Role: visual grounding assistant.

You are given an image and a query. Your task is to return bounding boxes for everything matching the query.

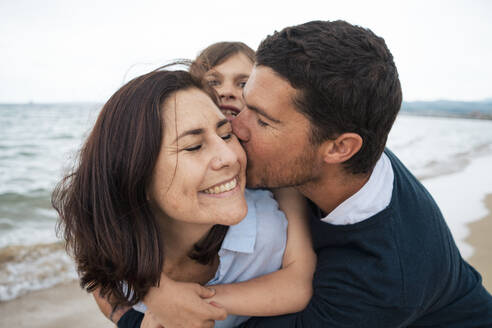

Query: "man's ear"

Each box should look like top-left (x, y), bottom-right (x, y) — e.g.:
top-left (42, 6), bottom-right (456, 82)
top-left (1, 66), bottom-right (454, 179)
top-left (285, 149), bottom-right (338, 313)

top-left (319, 133), bottom-right (363, 164)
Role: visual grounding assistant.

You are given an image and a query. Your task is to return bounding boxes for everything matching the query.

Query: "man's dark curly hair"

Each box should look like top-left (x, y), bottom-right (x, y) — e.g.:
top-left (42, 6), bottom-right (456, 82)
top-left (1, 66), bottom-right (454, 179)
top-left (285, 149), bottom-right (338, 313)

top-left (256, 20), bottom-right (402, 174)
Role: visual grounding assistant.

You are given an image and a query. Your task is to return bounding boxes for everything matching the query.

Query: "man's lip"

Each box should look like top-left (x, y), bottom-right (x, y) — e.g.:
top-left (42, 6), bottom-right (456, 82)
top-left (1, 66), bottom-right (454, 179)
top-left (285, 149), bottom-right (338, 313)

top-left (219, 105), bottom-right (240, 114)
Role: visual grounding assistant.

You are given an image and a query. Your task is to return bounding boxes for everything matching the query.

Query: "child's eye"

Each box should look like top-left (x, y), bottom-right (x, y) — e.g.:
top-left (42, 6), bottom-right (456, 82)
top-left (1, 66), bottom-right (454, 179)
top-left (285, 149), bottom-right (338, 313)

top-left (238, 81), bottom-right (247, 88)
top-left (207, 80), bottom-right (220, 87)
top-left (185, 145), bottom-right (202, 152)
top-left (222, 133), bottom-right (232, 141)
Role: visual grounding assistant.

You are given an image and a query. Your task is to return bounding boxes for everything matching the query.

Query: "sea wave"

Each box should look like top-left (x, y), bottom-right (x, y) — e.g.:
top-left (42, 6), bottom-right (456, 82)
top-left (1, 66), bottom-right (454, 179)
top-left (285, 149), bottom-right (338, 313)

top-left (0, 191), bottom-right (55, 226)
top-left (0, 104), bottom-right (98, 301)
top-left (0, 242), bottom-right (77, 301)
top-left (388, 115), bottom-right (492, 180)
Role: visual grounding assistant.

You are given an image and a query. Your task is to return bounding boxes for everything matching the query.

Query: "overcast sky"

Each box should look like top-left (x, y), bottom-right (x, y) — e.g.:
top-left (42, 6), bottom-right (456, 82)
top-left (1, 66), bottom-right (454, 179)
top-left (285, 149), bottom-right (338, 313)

top-left (1, 0), bottom-right (491, 103)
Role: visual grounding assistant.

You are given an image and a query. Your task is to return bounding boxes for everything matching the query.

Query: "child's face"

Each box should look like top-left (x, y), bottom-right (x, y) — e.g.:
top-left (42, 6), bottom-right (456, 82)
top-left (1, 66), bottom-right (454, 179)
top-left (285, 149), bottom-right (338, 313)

top-left (204, 53), bottom-right (253, 121)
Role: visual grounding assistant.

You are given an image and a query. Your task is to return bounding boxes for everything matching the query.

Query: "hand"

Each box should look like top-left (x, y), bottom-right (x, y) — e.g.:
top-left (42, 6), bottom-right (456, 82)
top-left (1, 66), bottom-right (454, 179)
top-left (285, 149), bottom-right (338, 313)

top-left (141, 311), bottom-right (164, 328)
top-left (144, 274), bottom-right (227, 328)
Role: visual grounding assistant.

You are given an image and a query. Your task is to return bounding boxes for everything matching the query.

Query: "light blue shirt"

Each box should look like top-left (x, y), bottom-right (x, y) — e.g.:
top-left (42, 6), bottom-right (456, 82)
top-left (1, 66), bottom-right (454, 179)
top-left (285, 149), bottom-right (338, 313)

top-left (133, 188), bottom-right (288, 327)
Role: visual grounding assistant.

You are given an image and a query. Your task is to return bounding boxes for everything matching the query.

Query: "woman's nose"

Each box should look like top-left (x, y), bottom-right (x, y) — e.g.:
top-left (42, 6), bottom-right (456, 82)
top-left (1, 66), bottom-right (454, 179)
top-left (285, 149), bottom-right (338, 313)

top-left (211, 137), bottom-right (238, 170)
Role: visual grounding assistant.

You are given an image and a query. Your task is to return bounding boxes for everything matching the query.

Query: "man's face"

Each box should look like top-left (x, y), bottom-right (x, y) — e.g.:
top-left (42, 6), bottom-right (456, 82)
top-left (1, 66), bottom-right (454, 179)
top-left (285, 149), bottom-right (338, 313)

top-left (232, 65), bottom-right (320, 189)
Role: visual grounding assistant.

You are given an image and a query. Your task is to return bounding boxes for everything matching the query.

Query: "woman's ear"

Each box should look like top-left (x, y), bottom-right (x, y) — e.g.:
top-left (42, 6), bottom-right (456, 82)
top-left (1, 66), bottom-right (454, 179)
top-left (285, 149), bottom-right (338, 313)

top-left (320, 133), bottom-right (363, 164)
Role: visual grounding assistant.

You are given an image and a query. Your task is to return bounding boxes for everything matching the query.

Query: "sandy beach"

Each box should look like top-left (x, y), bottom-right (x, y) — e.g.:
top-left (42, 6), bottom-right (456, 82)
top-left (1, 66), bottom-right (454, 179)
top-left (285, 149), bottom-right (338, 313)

top-left (466, 193), bottom-right (492, 293)
top-left (0, 281), bottom-right (113, 328)
top-left (1, 196), bottom-right (491, 328)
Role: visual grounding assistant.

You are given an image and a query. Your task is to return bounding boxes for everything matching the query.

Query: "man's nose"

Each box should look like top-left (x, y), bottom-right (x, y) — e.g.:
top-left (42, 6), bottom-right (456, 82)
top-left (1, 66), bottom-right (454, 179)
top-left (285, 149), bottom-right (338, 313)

top-left (232, 110), bottom-right (250, 142)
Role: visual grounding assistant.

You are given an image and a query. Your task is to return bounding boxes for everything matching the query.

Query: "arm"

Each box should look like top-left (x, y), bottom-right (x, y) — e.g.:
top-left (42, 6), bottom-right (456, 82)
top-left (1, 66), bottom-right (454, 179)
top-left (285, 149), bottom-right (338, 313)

top-left (92, 287), bottom-right (131, 325)
top-left (210, 187), bottom-right (316, 316)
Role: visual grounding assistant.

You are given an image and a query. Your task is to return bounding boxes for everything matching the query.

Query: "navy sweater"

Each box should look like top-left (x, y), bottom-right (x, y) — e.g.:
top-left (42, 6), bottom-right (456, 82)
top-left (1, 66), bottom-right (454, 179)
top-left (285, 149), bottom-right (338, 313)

top-left (241, 150), bottom-right (492, 327)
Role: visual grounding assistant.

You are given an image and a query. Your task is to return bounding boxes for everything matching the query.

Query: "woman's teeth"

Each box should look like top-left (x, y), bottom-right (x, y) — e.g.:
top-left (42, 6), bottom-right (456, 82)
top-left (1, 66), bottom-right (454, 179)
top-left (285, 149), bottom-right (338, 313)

top-left (203, 178), bottom-right (237, 194)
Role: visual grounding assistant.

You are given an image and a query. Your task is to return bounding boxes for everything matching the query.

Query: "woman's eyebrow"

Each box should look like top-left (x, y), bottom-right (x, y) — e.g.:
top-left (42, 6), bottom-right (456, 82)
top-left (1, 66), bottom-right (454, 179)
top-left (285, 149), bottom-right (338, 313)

top-left (174, 128), bottom-right (203, 143)
top-left (174, 119), bottom-right (229, 143)
top-left (217, 118), bottom-right (229, 129)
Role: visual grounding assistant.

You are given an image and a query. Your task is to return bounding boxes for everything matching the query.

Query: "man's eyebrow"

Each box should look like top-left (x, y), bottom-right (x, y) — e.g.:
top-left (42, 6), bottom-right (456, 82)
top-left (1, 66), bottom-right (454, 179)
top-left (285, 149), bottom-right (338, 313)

top-left (235, 74), bottom-right (250, 80)
top-left (174, 119), bottom-right (230, 143)
top-left (242, 93), bottom-right (281, 124)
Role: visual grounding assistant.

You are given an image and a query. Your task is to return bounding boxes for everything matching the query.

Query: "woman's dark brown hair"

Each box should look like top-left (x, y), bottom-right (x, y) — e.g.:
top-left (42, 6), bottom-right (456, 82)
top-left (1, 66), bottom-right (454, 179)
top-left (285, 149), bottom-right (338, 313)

top-left (52, 69), bottom-right (227, 307)
top-left (190, 41), bottom-right (255, 82)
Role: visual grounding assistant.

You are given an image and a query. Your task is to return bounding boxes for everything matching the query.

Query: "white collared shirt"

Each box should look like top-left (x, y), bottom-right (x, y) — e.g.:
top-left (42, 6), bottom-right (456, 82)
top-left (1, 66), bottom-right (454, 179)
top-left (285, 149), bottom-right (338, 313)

top-left (322, 153), bottom-right (394, 225)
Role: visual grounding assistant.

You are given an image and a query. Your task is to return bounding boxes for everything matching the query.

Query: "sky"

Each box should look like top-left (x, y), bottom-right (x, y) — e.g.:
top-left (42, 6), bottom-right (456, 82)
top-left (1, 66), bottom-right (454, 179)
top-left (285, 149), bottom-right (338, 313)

top-left (1, 0), bottom-right (491, 103)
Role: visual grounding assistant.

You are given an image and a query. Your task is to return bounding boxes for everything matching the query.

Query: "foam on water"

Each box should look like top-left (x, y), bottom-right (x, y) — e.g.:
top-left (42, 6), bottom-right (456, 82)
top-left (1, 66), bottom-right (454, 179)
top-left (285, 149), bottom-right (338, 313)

top-left (0, 242), bottom-right (77, 301)
top-left (388, 115), bottom-right (492, 180)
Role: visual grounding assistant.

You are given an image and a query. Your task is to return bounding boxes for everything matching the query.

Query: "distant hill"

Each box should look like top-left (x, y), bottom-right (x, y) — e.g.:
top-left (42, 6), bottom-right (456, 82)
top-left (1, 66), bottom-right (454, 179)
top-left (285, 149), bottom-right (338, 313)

top-left (401, 100), bottom-right (492, 120)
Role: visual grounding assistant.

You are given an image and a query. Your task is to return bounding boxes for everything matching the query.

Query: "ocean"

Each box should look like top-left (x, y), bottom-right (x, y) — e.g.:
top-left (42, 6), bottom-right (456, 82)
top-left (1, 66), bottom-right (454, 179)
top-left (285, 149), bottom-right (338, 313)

top-left (1, 104), bottom-right (492, 302)
top-left (0, 103), bottom-right (100, 301)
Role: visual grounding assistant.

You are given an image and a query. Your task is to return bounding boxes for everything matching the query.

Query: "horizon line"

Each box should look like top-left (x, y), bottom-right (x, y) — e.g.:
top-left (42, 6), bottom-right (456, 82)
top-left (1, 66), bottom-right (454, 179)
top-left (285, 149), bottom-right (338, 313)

top-left (2, 98), bottom-right (492, 106)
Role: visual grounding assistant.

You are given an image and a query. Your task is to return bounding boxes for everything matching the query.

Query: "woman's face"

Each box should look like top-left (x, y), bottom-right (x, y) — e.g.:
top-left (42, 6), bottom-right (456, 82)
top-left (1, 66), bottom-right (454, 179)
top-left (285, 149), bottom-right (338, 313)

top-left (148, 88), bottom-right (248, 227)
top-left (204, 52), bottom-right (254, 120)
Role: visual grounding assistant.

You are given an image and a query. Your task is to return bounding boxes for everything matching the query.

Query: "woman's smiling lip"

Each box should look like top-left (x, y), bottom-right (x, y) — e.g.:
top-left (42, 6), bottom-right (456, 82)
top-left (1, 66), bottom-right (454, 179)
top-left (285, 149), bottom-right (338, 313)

top-left (200, 176), bottom-right (240, 196)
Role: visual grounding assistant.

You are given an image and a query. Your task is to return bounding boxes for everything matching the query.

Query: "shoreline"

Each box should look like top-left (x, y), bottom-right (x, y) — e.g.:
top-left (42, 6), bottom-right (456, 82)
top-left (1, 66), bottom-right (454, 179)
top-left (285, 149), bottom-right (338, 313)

top-left (465, 193), bottom-right (492, 293)
top-left (0, 281), bottom-right (113, 328)
top-left (421, 153), bottom-right (492, 259)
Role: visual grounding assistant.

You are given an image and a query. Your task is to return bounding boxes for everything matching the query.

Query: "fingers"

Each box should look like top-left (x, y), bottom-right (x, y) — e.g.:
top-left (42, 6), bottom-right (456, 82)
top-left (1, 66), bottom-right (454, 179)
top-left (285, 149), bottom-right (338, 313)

top-left (206, 303), bottom-right (227, 321)
top-left (196, 285), bottom-right (216, 299)
top-left (145, 281), bottom-right (226, 328)
top-left (195, 285), bottom-right (227, 321)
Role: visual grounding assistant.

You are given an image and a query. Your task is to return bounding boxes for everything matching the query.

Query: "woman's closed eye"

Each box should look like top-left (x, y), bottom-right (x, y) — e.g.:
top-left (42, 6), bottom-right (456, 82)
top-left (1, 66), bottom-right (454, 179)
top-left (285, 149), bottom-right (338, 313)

top-left (184, 133), bottom-right (232, 152)
top-left (184, 144), bottom-right (202, 152)
top-left (221, 133), bottom-right (233, 141)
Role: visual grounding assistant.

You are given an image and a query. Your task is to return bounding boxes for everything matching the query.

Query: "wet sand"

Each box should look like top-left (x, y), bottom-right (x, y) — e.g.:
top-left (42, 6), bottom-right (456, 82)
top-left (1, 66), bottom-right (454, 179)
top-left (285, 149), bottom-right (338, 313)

top-left (465, 193), bottom-right (492, 292)
top-left (0, 281), bottom-right (114, 328)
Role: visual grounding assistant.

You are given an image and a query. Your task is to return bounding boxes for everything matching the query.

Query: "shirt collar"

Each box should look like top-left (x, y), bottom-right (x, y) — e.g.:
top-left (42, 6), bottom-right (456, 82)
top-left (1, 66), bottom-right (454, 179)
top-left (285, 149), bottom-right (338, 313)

top-left (322, 152), bottom-right (394, 225)
top-left (220, 189), bottom-right (257, 253)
